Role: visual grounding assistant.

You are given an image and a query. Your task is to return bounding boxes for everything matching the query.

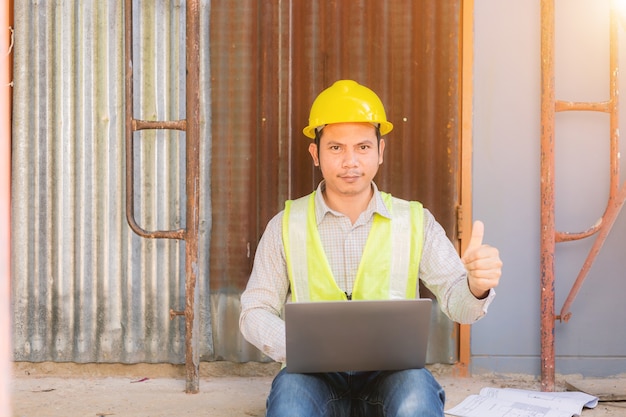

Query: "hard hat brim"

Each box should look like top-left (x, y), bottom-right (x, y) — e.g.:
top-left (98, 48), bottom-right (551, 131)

top-left (303, 121), bottom-right (393, 139)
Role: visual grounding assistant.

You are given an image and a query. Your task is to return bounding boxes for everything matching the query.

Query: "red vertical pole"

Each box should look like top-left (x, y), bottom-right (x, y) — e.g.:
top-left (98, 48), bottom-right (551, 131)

top-left (540, 0), bottom-right (556, 392)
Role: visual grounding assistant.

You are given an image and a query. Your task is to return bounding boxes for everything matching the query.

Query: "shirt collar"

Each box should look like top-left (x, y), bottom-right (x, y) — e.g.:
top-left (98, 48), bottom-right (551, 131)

top-left (313, 180), bottom-right (392, 225)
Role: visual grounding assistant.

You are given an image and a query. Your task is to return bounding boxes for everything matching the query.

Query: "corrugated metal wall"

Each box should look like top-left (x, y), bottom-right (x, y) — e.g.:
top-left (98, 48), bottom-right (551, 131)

top-left (12, 0), bottom-right (462, 365)
top-left (12, 1), bottom-right (213, 363)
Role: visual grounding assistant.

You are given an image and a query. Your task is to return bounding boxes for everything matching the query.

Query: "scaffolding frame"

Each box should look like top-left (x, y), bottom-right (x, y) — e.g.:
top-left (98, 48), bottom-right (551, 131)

top-left (124, 0), bottom-right (202, 394)
top-left (540, 0), bottom-right (626, 391)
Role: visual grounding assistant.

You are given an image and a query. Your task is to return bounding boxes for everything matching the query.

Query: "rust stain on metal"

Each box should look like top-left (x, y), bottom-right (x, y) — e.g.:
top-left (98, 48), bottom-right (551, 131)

top-left (169, 309), bottom-right (185, 320)
top-left (555, 5), bottom-right (624, 322)
top-left (133, 119), bottom-right (187, 131)
top-left (540, 0), bottom-right (556, 393)
top-left (540, 0), bottom-right (625, 392)
top-left (182, 0), bottom-right (201, 395)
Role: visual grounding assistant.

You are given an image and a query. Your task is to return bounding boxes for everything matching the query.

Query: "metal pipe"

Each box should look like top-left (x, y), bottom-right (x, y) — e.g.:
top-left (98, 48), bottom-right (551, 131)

top-left (540, 0), bottom-right (556, 392)
top-left (554, 101), bottom-right (611, 112)
top-left (183, 0), bottom-right (201, 394)
top-left (559, 182), bottom-right (626, 322)
top-left (124, 0), bottom-right (185, 241)
top-left (133, 119), bottom-right (187, 131)
top-left (124, 0), bottom-right (201, 393)
top-left (540, 0), bottom-right (624, 391)
top-left (557, 1), bottom-right (623, 323)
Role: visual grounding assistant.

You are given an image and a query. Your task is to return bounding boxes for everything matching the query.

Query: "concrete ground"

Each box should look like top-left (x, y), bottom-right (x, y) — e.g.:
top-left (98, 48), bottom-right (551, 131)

top-left (10, 362), bottom-right (626, 416)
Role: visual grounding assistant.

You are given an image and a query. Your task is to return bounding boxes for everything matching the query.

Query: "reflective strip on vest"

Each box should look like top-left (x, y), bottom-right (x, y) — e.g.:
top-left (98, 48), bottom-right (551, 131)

top-left (282, 191), bottom-right (424, 302)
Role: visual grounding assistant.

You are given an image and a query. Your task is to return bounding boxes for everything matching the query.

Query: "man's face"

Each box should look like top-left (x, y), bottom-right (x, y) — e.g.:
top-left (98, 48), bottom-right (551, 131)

top-left (308, 122), bottom-right (385, 200)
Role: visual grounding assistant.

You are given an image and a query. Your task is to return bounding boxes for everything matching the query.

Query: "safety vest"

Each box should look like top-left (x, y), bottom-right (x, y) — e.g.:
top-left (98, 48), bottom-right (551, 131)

top-left (282, 191), bottom-right (424, 302)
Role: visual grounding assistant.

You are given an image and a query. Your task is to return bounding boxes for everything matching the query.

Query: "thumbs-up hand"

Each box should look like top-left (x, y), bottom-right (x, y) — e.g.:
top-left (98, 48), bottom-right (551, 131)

top-left (462, 221), bottom-right (502, 299)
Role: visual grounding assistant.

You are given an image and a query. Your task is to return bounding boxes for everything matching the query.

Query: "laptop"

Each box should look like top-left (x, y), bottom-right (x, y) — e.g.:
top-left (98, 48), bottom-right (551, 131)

top-left (285, 298), bottom-right (432, 373)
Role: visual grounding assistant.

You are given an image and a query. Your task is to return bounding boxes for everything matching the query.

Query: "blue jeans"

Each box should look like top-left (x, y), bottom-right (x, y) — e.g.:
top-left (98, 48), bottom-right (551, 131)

top-left (266, 368), bottom-right (445, 417)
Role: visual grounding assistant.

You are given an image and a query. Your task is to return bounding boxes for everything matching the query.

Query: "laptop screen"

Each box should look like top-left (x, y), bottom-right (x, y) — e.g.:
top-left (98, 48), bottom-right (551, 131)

top-left (285, 298), bottom-right (432, 373)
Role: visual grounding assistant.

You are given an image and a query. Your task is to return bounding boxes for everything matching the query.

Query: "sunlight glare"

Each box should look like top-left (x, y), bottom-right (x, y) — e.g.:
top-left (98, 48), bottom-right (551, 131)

top-left (615, 0), bottom-right (626, 28)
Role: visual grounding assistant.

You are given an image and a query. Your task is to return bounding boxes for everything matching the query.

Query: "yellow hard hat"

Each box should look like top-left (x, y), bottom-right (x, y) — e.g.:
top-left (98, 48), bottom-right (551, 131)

top-left (302, 80), bottom-right (394, 139)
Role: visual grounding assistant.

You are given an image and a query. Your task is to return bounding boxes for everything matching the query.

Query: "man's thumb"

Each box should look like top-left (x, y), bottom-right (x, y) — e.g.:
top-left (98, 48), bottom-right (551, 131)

top-left (464, 220), bottom-right (485, 257)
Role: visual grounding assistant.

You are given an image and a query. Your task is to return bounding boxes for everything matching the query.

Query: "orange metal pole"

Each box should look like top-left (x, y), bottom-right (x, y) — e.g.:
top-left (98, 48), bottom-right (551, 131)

top-left (540, 0), bottom-right (624, 391)
top-left (0, 0), bottom-right (12, 414)
top-left (124, 0), bottom-right (201, 393)
top-left (556, 0), bottom-right (624, 322)
top-left (457, 0), bottom-right (474, 378)
top-left (540, 0), bottom-right (556, 392)
top-left (183, 0), bottom-right (201, 394)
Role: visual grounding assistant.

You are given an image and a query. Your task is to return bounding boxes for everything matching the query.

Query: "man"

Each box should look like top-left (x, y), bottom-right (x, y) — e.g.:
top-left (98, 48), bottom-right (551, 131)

top-left (239, 80), bottom-right (502, 416)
